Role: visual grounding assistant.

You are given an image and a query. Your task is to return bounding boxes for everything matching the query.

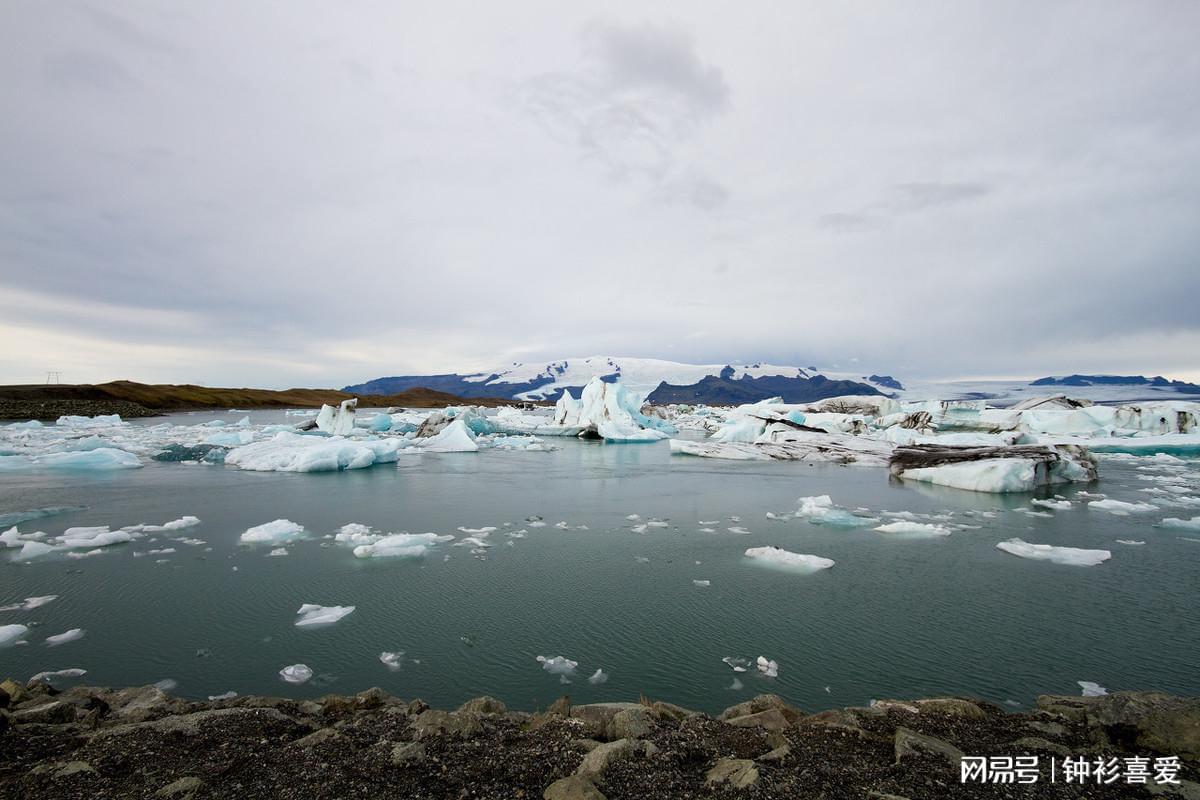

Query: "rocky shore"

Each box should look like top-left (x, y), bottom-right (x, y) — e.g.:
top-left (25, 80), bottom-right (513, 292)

top-left (1, 680), bottom-right (1196, 799)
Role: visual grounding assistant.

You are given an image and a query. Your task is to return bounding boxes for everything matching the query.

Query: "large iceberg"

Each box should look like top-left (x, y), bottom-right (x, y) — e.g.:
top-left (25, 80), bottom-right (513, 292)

top-left (550, 377), bottom-right (674, 442)
top-left (889, 444), bottom-right (1098, 493)
top-left (418, 418), bottom-right (479, 452)
top-left (225, 432), bottom-right (408, 472)
top-left (995, 538), bottom-right (1111, 566)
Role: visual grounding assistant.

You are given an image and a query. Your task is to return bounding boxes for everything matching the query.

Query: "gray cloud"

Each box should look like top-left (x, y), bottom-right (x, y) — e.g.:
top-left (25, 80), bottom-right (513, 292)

top-left (42, 50), bottom-right (137, 91)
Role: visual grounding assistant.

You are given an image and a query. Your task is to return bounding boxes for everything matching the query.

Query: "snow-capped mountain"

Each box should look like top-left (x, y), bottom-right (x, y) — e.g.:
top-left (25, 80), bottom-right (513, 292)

top-left (343, 356), bottom-right (899, 403)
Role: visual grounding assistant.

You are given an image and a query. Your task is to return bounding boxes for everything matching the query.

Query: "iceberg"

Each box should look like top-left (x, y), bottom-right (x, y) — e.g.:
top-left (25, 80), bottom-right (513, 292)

top-left (56, 414), bottom-right (125, 428)
top-left (226, 432), bottom-right (407, 472)
top-left (419, 418), bottom-right (479, 452)
top-left (45, 628), bottom-right (85, 646)
top-left (29, 668), bottom-right (87, 684)
top-left (873, 521), bottom-right (952, 537)
top-left (1079, 681), bottom-right (1109, 697)
top-left (889, 444), bottom-right (1097, 493)
top-left (1, 623), bottom-right (29, 646)
top-left (756, 656), bottom-right (779, 678)
top-left (1161, 516), bottom-right (1200, 531)
top-left (294, 604), bottom-right (356, 627)
top-left (316, 399), bottom-right (357, 435)
top-left (795, 495), bottom-right (878, 527)
top-left (32, 448), bottom-right (142, 471)
top-left (1087, 499), bottom-right (1157, 515)
top-left (0, 594), bottom-right (59, 612)
top-left (551, 377), bottom-right (672, 442)
top-left (279, 663), bottom-right (313, 684)
top-left (352, 532), bottom-right (449, 558)
top-left (241, 519), bottom-right (306, 544)
top-left (535, 654), bottom-right (578, 680)
top-left (380, 651), bottom-right (405, 671)
top-left (55, 526), bottom-right (136, 549)
top-left (745, 546), bottom-right (835, 572)
top-left (588, 668), bottom-right (609, 685)
top-left (995, 538), bottom-right (1111, 566)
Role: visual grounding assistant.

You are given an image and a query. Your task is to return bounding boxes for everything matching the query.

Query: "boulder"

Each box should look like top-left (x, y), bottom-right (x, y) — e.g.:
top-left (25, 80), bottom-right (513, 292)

top-left (29, 761), bottom-right (96, 780)
top-left (1011, 736), bottom-right (1071, 757)
top-left (705, 758), bottom-right (759, 788)
top-left (725, 708), bottom-right (790, 731)
top-left (893, 726), bottom-right (964, 766)
top-left (411, 709), bottom-right (483, 740)
top-left (457, 695), bottom-right (507, 716)
top-left (757, 744), bottom-right (790, 763)
top-left (718, 694), bottom-right (801, 724)
top-left (1084, 691), bottom-right (1200, 761)
top-left (569, 702), bottom-right (644, 740)
top-left (575, 738), bottom-right (636, 777)
top-left (155, 776), bottom-right (204, 799)
top-left (544, 774), bottom-right (606, 800)
top-left (291, 727), bottom-right (342, 749)
top-left (609, 707), bottom-right (655, 740)
top-left (0, 679), bottom-right (24, 705)
top-left (648, 701), bottom-right (699, 722)
top-left (913, 697), bottom-right (987, 719)
top-left (12, 700), bottom-right (76, 724)
top-left (391, 741), bottom-right (427, 765)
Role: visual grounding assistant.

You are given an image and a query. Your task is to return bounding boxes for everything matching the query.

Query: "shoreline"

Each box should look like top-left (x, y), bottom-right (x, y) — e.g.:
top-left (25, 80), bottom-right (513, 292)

top-left (1, 681), bottom-right (1195, 798)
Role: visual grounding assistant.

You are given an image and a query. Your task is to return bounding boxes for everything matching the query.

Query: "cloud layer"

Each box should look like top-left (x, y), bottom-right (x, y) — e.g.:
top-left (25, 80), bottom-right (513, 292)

top-left (2, 2), bottom-right (1198, 386)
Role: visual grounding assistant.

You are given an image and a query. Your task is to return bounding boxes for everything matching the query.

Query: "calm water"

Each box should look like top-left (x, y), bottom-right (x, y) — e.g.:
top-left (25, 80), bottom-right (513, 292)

top-left (1, 411), bottom-right (1197, 714)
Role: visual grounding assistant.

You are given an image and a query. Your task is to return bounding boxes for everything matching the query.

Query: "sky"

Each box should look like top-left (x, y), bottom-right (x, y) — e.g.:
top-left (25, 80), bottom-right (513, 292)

top-left (2, 1), bottom-right (1198, 389)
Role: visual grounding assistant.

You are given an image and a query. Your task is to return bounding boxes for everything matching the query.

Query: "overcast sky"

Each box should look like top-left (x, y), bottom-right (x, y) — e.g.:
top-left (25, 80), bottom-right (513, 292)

top-left (2, 1), bottom-right (1198, 388)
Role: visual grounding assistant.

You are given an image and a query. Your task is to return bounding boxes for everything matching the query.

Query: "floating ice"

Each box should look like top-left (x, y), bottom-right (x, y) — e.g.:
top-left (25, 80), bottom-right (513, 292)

top-left (241, 519), bottom-right (306, 545)
top-left (727, 526), bottom-right (751, 535)
top-left (13, 540), bottom-right (55, 560)
top-left (1115, 540), bottom-right (1145, 545)
top-left (56, 414), bottom-right (125, 428)
top-left (316, 399), bottom-right (357, 436)
top-left (23, 448), bottom-right (142, 471)
top-left (1087, 499), bottom-right (1157, 515)
top-left (457, 526), bottom-right (497, 534)
top-left (45, 628), bottom-right (85, 646)
top-left (0, 595), bottom-right (58, 612)
top-left (693, 579), bottom-right (711, 587)
top-left (56, 526), bottom-right (136, 549)
top-left (280, 663), bottom-right (314, 684)
top-left (419, 419), bottom-right (479, 452)
top-left (380, 651), bottom-right (405, 671)
top-left (722, 657), bottom-right (749, 673)
top-left (29, 668), bottom-right (86, 683)
top-left (729, 678), bottom-right (744, 690)
top-left (588, 668), bottom-right (609, 685)
top-left (0, 624), bottom-right (29, 646)
top-left (294, 604), bottom-right (356, 627)
top-left (996, 538), bottom-right (1111, 566)
top-left (1160, 516), bottom-right (1200, 530)
top-left (873, 521), bottom-right (952, 538)
top-left (1078, 681), bottom-right (1108, 697)
top-left (353, 532), bottom-right (449, 559)
top-left (745, 546), bottom-right (835, 572)
top-left (1031, 499), bottom-right (1072, 511)
top-left (226, 432), bottom-right (407, 472)
top-left (267, 548), bottom-right (289, 557)
top-left (138, 516), bottom-right (201, 532)
top-left (795, 495), bottom-right (878, 527)
top-left (208, 691), bottom-right (238, 701)
top-left (756, 656), bottom-right (779, 678)
top-left (535, 654), bottom-right (578, 680)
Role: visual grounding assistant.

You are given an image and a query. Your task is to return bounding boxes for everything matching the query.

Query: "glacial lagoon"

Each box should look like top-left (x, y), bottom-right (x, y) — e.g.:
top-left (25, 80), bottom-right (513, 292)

top-left (2, 410), bottom-right (1198, 715)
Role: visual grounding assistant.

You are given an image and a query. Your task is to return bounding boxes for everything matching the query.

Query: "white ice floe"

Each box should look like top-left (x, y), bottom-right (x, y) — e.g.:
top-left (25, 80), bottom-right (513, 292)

top-left (1078, 681), bottom-right (1108, 697)
top-left (208, 691), bottom-right (238, 701)
top-left (3, 448), bottom-right (144, 471)
top-left (996, 538), bottom-right (1111, 566)
top-left (0, 624), bottom-right (30, 646)
top-left (588, 668), bottom-right (609, 685)
top-left (267, 548), bottom-right (289, 557)
top-left (294, 604), bottom-right (356, 627)
top-left (536, 654), bottom-right (578, 682)
top-left (279, 663), bottom-right (314, 684)
top-left (29, 668), bottom-right (87, 683)
top-left (55, 526), bottom-right (136, 549)
top-left (0, 595), bottom-right (59, 612)
top-left (1115, 540), bottom-right (1145, 545)
top-left (1031, 499), bottom-right (1072, 511)
top-left (1160, 516), bottom-right (1200, 530)
top-left (226, 432), bottom-right (408, 472)
top-left (723, 657), bottom-right (749, 673)
top-left (756, 656), bottom-right (779, 678)
top-left (241, 519), bottom-right (306, 545)
top-left (693, 579), bottom-right (711, 587)
top-left (419, 418), bottom-right (479, 452)
top-left (1087, 498), bottom-right (1157, 515)
top-left (45, 628), bottom-right (85, 646)
top-left (134, 516), bottom-right (201, 532)
top-left (795, 495), bottom-right (878, 527)
top-left (380, 651), bottom-right (405, 671)
top-left (352, 532), bottom-right (450, 559)
top-left (873, 521), bottom-right (952, 538)
top-left (745, 546), bottom-right (836, 572)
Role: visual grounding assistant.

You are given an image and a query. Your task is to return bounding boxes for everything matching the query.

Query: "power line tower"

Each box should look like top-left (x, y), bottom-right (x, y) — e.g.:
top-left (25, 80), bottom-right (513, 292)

top-left (45, 371), bottom-right (61, 384)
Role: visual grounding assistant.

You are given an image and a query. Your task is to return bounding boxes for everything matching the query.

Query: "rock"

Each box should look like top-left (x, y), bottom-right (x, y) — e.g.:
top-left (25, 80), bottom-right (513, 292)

top-left (718, 694), bottom-right (801, 724)
top-left (407, 698), bottom-right (429, 716)
top-left (766, 730), bottom-right (788, 749)
top-left (94, 707), bottom-right (298, 739)
top-left (547, 695), bottom-right (572, 717)
top-left (390, 741), bottom-right (427, 765)
top-left (108, 685), bottom-right (177, 721)
top-left (610, 707), bottom-right (654, 740)
top-left (640, 740), bottom-right (660, 757)
top-left (291, 727), bottom-right (342, 748)
top-left (1034, 695), bottom-right (1094, 722)
top-left (913, 697), bottom-right (987, 719)
top-left (893, 726), bottom-right (965, 766)
top-left (1146, 779), bottom-right (1200, 799)
top-left (411, 709), bottom-right (483, 739)
top-left (354, 687), bottom-right (391, 709)
top-left (0, 684), bottom-right (9, 709)
top-left (1011, 736), bottom-right (1071, 757)
top-left (155, 776), bottom-right (204, 799)
top-left (1024, 719), bottom-right (1066, 737)
top-left (457, 695), bottom-right (507, 716)
top-left (0, 709), bottom-right (8, 734)
top-left (649, 701), bottom-right (698, 722)
top-left (705, 758), bottom-right (759, 788)
top-left (570, 702), bottom-right (644, 740)
top-left (570, 738), bottom-right (604, 752)
top-left (1083, 691), bottom-right (1200, 761)
top-left (1, 678), bottom-right (26, 705)
top-left (544, 774), bottom-right (606, 800)
top-left (867, 792), bottom-right (912, 800)
top-left (29, 761), bottom-right (96, 779)
top-left (725, 708), bottom-right (791, 731)
top-left (801, 708), bottom-right (865, 734)
top-left (575, 738), bottom-right (636, 777)
top-left (12, 700), bottom-right (76, 724)
top-left (757, 744), bottom-right (790, 763)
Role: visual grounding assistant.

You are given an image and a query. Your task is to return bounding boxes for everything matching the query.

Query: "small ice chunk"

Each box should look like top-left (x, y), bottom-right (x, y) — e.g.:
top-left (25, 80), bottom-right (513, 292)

top-left (727, 526), bottom-right (751, 535)
top-left (208, 691), bottom-right (238, 701)
top-left (722, 657), bottom-right (748, 673)
top-left (294, 604), bottom-right (356, 627)
top-left (745, 546), bottom-right (835, 572)
top-left (267, 548), bottom-right (289, 557)
top-left (693, 579), bottom-right (710, 587)
top-left (729, 678), bottom-right (744, 690)
top-left (456, 526), bottom-right (497, 535)
top-left (756, 656), bottom-right (779, 678)
top-left (1115, 540), bottom-right (1145, 545)
top-left (1031, 499), bottom-right (1072, 511)
top-left (241, 519), bottom-right (306, 544)
top-left (380, 651), bottom-right (405, 671)
top-left (996, 538), bottom-right (1111, 566)
top-left (0, 624), bottom-right (30, 646)
top-left (154, 679), bottom-right (178, 692)
top-left (1161, 516), bottom-right (1200, 531)
top-left (588, 668), bottom-right (608, 685)
top-left (29, 668), bottom-right (86, 683)
top-left (1078, 681), bottom-right (1108, 697)
top-left (873, 521), bottom-right (952, 538)
top-left (280, 663), bottom-right (313, 684)
top-left (1087, 499), bottom-right (1156, 515)
top-left (535, 654), bottom-right (578, 679)
top-left (0, 595), bottom-right (59, 612)
top-left (795, 495), bottom-right (878, 527)
top-left (45, 628), bottom-right (85, 647)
